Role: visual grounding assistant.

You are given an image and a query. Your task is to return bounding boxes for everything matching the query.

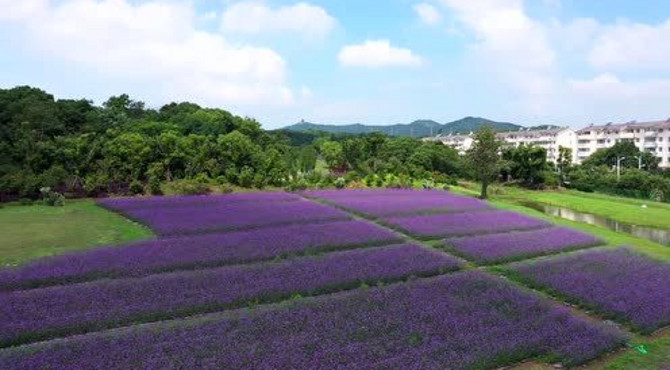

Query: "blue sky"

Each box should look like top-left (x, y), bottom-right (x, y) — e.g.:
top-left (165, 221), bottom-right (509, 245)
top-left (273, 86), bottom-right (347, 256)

top-left (1, 0), bottom-right (670, 129)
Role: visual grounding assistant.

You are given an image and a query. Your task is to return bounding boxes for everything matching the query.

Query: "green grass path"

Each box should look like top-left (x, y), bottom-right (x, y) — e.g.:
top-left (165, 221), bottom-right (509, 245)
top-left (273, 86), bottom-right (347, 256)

top-left (0, 200), bottom-right (153, 266)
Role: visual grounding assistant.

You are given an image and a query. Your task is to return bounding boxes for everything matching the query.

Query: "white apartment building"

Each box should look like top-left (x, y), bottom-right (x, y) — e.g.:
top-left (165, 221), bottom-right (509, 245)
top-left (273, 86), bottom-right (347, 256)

top-left (427, 134), bottom-right (473, 155)
top-left (427, 127), bottom-right (577, 163)
top-left (496, 128), bottom-right (577, 163)
top-left (575, 120), bottom-right (670, 168)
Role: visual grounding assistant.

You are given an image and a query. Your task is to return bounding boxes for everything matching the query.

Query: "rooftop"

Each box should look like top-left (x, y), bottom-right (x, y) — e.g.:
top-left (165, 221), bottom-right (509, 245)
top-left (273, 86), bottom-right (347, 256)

top-left (576, 119), bottom-right (670, 133)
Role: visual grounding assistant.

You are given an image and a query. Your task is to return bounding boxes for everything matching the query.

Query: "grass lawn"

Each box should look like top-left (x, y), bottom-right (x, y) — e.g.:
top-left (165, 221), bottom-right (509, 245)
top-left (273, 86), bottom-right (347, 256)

top-left (0, 199), bottom-right (153, 267)
top-left (483, 185), bottom-right (670, 230)
top-left (596, 330), bottom-right (670, 370)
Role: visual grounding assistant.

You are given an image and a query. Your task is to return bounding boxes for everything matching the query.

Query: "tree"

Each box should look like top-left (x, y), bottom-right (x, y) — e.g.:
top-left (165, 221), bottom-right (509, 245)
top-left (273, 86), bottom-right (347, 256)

top-left (583, 141), bottom-right (659, 170)
top-left (466, 126), bottom-right (502, 199)
top-left (503, 144), bottom-right (547, 188)
top-left (319, 141), bottom-right (346, 172)
top-left (103, 94), bottom-right (147, 119)
top-left (557, 146), bottom-right (572, 183)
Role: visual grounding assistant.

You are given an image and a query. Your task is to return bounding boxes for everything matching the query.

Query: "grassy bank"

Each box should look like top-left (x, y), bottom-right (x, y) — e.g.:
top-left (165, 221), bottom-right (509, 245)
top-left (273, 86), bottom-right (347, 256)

top-left (458, 184), bottom-right (670, 230)
top-left (0, 200), bottom-right (153, 266)
top-left (451, 184), bottom-right (670, 262)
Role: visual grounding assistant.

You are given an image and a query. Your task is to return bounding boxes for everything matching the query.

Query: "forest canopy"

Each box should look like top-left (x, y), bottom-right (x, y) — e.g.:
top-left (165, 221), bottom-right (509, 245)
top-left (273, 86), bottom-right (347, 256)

top-left (0, 86), bottom-right (461, 200)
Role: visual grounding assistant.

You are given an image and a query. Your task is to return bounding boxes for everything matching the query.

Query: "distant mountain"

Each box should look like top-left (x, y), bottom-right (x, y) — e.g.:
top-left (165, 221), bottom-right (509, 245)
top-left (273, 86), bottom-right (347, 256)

top-left (438, 117), bottom-right (520, 135)
top-left (281, 117), bottom-right (544, 137)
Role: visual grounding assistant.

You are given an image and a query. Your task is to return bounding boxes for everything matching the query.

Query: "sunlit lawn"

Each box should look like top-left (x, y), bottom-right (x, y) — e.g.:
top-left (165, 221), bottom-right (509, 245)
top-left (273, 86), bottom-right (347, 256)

top-left (0, 199), bottom-right (153, 266)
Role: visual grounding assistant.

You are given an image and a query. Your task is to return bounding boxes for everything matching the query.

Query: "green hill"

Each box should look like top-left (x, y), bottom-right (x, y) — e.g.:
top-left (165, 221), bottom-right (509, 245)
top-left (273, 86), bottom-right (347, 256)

top-left (282, 117), bottom-right (531, 137)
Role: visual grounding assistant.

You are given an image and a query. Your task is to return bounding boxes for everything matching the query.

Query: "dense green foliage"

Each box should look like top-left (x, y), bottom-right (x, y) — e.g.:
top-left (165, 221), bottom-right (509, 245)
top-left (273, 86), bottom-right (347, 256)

top-left (582, 141), bottom-right (659, 170)
top-left (502, 144), bottom-right (551, 188)
top-left (0, 86), bottom-right (462, 200)
top-left (565, 142), bottom-right (670, 202)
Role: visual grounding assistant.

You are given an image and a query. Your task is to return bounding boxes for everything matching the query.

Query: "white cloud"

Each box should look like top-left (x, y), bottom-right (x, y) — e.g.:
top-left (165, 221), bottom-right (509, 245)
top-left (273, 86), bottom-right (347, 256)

top-left (0, 0), bottom-right (48, 21)
top-left (414, 3), bottom-right (442, 25)
top-left (338, 40), bottom-right (423, 68)
top-left (220, 1), bottom-right (336, 38)
top-left (199, 11), bottom-right (218, 22)
top-left (439, 0), bottom-right (557, 113)
top-left (0, 0), bottom-right (295, 107)
top-left (567, 74), bottom-right (670, 121)
top-left (588, 20), bottom-right (670, 70)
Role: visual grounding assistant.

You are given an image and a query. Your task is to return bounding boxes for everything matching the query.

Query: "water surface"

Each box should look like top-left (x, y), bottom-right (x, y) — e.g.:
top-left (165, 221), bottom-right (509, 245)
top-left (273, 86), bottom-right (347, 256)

top-left (518, 201), bottom-right (670, 246)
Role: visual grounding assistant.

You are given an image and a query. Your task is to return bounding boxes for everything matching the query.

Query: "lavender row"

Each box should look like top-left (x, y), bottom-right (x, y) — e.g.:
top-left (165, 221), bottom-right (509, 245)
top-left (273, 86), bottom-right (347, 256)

top-left (302, 188), bottom-right (450, 199)
top-left (0, 220), bottom-right (401, 291)
top-left (98, 192), bottom-right (301, 211)
top-left (0, 271), bottom-right (625, 369)
top-left (323, 194), bottom-right (489, 217)
top-left (385, 210), bottom-right (550, 239)
top-left (119, 199), bottom-right (351, 235)
top-left (507, 248), bottom-right (670, 334)
top-left (0, 244), bottom-right (461, 347)
top-left (447, 227), bottom-right (604, 264)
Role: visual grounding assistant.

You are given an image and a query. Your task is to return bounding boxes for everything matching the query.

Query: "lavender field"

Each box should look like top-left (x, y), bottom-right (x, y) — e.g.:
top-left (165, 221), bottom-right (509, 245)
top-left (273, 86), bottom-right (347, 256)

top-left (1, 189), bottom-right (668, 369)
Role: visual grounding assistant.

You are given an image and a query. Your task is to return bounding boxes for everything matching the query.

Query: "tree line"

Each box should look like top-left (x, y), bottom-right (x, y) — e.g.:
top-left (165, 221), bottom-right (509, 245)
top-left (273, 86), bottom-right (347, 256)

top-left (0, 86), bottom-right (462, 201)
top-left (2, 86), bottom-right (669, 203)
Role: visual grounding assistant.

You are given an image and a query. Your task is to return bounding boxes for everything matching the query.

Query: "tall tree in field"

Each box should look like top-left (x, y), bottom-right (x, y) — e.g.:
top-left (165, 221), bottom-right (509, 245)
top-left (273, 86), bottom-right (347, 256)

top-left (557, 146), bottom-right (573, 184)
top-left (466, 126), bottom-right (502, 199)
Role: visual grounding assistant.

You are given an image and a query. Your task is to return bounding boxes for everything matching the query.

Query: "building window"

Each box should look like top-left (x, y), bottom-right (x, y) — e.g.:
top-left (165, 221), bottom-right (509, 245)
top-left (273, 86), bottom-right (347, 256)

top-left (597, 139), bottom-right (606, 144)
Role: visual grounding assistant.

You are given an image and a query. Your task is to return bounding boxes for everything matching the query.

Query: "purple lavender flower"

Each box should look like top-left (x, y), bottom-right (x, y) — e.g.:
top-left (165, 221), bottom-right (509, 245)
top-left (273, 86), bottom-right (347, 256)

top-left (118, 199), bottom-right (351, 235)
top-left (0, 244), bottom-right (461, 347)
top-left (385, 210), bottom-right (550, 239)
top-left (98, 192), bottom-right (301, 211)
top-left (448, 227), bottom-right (603, 264)
top-left (321, 194), bottom-right (488, 216)
top-left (0, 271), bottom-right (625, 369)
top-left (0, 220), bottom-right (401, 290)
top-left (302, 188), bottom-right (447, 199)
top-left (509, 248), bottom-right (670, 333)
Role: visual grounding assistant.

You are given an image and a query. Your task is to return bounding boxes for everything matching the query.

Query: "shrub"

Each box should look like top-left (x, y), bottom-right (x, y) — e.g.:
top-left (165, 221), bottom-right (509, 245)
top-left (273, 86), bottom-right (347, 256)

top-left (252, 173), bottom-right (266, 189)
top-left (541, 171), bottom-right (559, 189)
top-left (146, 176), bottom-right (162, 196)
top-left (334, 177), bottom-right (346, 189)
top-left (164, 180), bottom-right (211, 195)
top-left (129, 180), bottom-right (144, 195)
top-left (40, 187), bottom-right (65, 206)
top-left (285, 179), bottom-right (308, 191)
top-left (219, 184), bottom-right (234, 194)
top-left (238, 167), bottom-right (254, 188)
top-left (343, 171), bottom-right (360, 183)
top-left (383, 174), bottom-right (401, 188)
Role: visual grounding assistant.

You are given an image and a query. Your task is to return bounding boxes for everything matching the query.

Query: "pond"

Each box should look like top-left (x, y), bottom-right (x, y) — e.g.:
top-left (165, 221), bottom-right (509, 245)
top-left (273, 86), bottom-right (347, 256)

top-left (518, 201), bottom-right (670, 246)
